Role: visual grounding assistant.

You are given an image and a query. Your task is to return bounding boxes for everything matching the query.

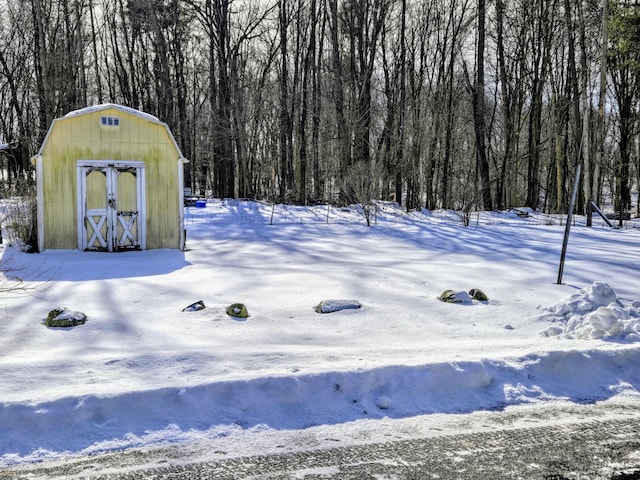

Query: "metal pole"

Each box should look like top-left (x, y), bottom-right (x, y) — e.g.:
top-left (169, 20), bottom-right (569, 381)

top-left (589, 200), bottom-right (615, 228)
top-left (557, 165), bottom-right (582, 284)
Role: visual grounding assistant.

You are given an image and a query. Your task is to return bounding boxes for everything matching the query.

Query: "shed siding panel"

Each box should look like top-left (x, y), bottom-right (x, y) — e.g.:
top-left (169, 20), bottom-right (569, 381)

top-left (42, 146), bottom-right (78, 249)
top-left (144, 142), bottom-right (179, 249)
top-left (118, 117), bottom-right (131, 144)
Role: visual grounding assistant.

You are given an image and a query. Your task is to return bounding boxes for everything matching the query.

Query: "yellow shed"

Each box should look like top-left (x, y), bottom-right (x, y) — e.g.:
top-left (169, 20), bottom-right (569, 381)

top-left (32, 104), bottom-right (187, 252)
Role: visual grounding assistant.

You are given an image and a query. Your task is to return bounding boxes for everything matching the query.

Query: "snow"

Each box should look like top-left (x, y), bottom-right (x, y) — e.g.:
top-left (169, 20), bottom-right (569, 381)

top-left (538, 281), bottom-right (640, 340)
top-left (1, 200), bottom-right (640, 469)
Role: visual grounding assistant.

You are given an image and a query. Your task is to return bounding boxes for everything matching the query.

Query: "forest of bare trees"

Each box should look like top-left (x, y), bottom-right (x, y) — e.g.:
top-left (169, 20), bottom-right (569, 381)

top-left (0, 0), bottom-right (639, 215)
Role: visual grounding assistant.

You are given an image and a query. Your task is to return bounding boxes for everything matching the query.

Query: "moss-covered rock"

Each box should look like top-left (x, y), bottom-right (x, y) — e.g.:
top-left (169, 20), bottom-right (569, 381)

top-left (226, 303), bottom-right (249, 318)
top-left (438, 290), bottom-right (473, 304)
top-left (45, 307), bottom-right (87, 327)
top-left (438, 290), bottom-right (455, 302)
top-left (469, 288), bottom-right (489, 301)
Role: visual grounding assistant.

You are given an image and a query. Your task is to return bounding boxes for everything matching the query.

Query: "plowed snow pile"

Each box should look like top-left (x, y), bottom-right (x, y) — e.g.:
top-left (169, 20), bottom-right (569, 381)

top-left (539, 282), bottom-right (640, 341)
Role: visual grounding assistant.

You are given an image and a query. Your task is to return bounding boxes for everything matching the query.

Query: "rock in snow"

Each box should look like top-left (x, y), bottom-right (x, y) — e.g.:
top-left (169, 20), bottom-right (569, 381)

top-left (182, 300), bottom-right (206, 312)
top-left (438, 290), bottom-right (473, 304)
top-left (315, 299), bottom-right (362, 313)
top-left (469, 288), bottom-right (489, 301)
top-left (538, 282), bottom-right (640, 340)
top-left (226, 303), bottom-right (250, 318)
top-left (44, 307), bottom-right (87, 328)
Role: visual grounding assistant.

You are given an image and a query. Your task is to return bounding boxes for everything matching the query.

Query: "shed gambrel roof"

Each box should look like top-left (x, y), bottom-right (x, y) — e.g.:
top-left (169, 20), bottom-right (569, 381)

top-left (32, 103), bottom-right (188, 163)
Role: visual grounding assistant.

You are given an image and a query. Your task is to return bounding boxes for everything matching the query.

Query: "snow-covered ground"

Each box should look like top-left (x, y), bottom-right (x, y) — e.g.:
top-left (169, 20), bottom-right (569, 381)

top-left (1, 200), bottom-right (640, 469)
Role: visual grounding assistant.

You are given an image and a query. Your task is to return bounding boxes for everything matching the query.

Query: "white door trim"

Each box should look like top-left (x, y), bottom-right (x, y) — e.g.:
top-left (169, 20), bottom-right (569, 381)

top-left (76, 160), bottom-right (146, 251)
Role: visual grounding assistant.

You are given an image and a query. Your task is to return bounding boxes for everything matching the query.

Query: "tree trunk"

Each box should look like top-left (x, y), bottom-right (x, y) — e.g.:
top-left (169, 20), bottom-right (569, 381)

top-left (31, 0), bottom-right (49, 142)
top-left (474, 0), bottom-right (492, 211)
top-left (495, 0), bottom-right (510, 209)
top-left (311, 0), bottom-right (324, 201)
top-left (279, 0), bottom-right (293, 200)
top-left (564, 0), bottom-right (582, 214)
top-left (88, 0), bottom-right (103, 103)
top-left (327, 0), bottom-right (349, 181)
top-left (525, 0), bottom-right (551, 210)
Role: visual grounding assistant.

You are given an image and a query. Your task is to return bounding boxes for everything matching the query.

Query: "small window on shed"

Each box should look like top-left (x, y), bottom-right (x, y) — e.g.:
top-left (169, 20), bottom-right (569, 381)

top-left (100, 116), bottom-right (120, 128)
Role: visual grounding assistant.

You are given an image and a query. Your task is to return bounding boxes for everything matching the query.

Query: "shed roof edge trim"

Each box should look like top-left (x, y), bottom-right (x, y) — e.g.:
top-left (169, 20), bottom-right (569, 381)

top-left (63, 103), bottom-right (160, 123)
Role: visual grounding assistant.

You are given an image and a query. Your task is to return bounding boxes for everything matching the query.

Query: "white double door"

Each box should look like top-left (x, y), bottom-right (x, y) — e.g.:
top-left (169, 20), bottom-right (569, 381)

top-left (77, 161), bottom-right (146, 252)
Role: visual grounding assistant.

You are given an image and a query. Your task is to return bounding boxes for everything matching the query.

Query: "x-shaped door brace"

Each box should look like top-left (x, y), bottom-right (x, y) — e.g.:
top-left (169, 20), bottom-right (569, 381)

top-left (86, 210), bottom-right (108, 248)
top-left (117, 211), bottom-right (138, 247)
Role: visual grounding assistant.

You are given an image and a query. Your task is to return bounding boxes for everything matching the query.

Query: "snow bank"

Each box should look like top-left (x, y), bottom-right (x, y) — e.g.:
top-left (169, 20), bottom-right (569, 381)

top-left (3, 349), bottom-right (640, 466)
top-left (538, 282), bottom-right (640, 340)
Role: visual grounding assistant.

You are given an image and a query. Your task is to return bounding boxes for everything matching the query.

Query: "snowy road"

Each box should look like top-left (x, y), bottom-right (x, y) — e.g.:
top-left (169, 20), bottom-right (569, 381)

top-left (3, 397), bottom-right (640, 479)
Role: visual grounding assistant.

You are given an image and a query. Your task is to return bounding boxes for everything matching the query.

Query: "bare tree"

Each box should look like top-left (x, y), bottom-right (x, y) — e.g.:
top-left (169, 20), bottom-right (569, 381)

top-left (278, 0), bottom-right (294, 200)
top-left (344, 161), bottom-right (381, 226)
top-left (472, 0), bottom-right (492, 210)
top-left (0, 2), bottom-right (33, 185)
top-left (0, 0), bottom-right (638, 219)
top-left (525, 0), bottom-right (554, 210)
top-left (608, 1), bottom-right (640, 217)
